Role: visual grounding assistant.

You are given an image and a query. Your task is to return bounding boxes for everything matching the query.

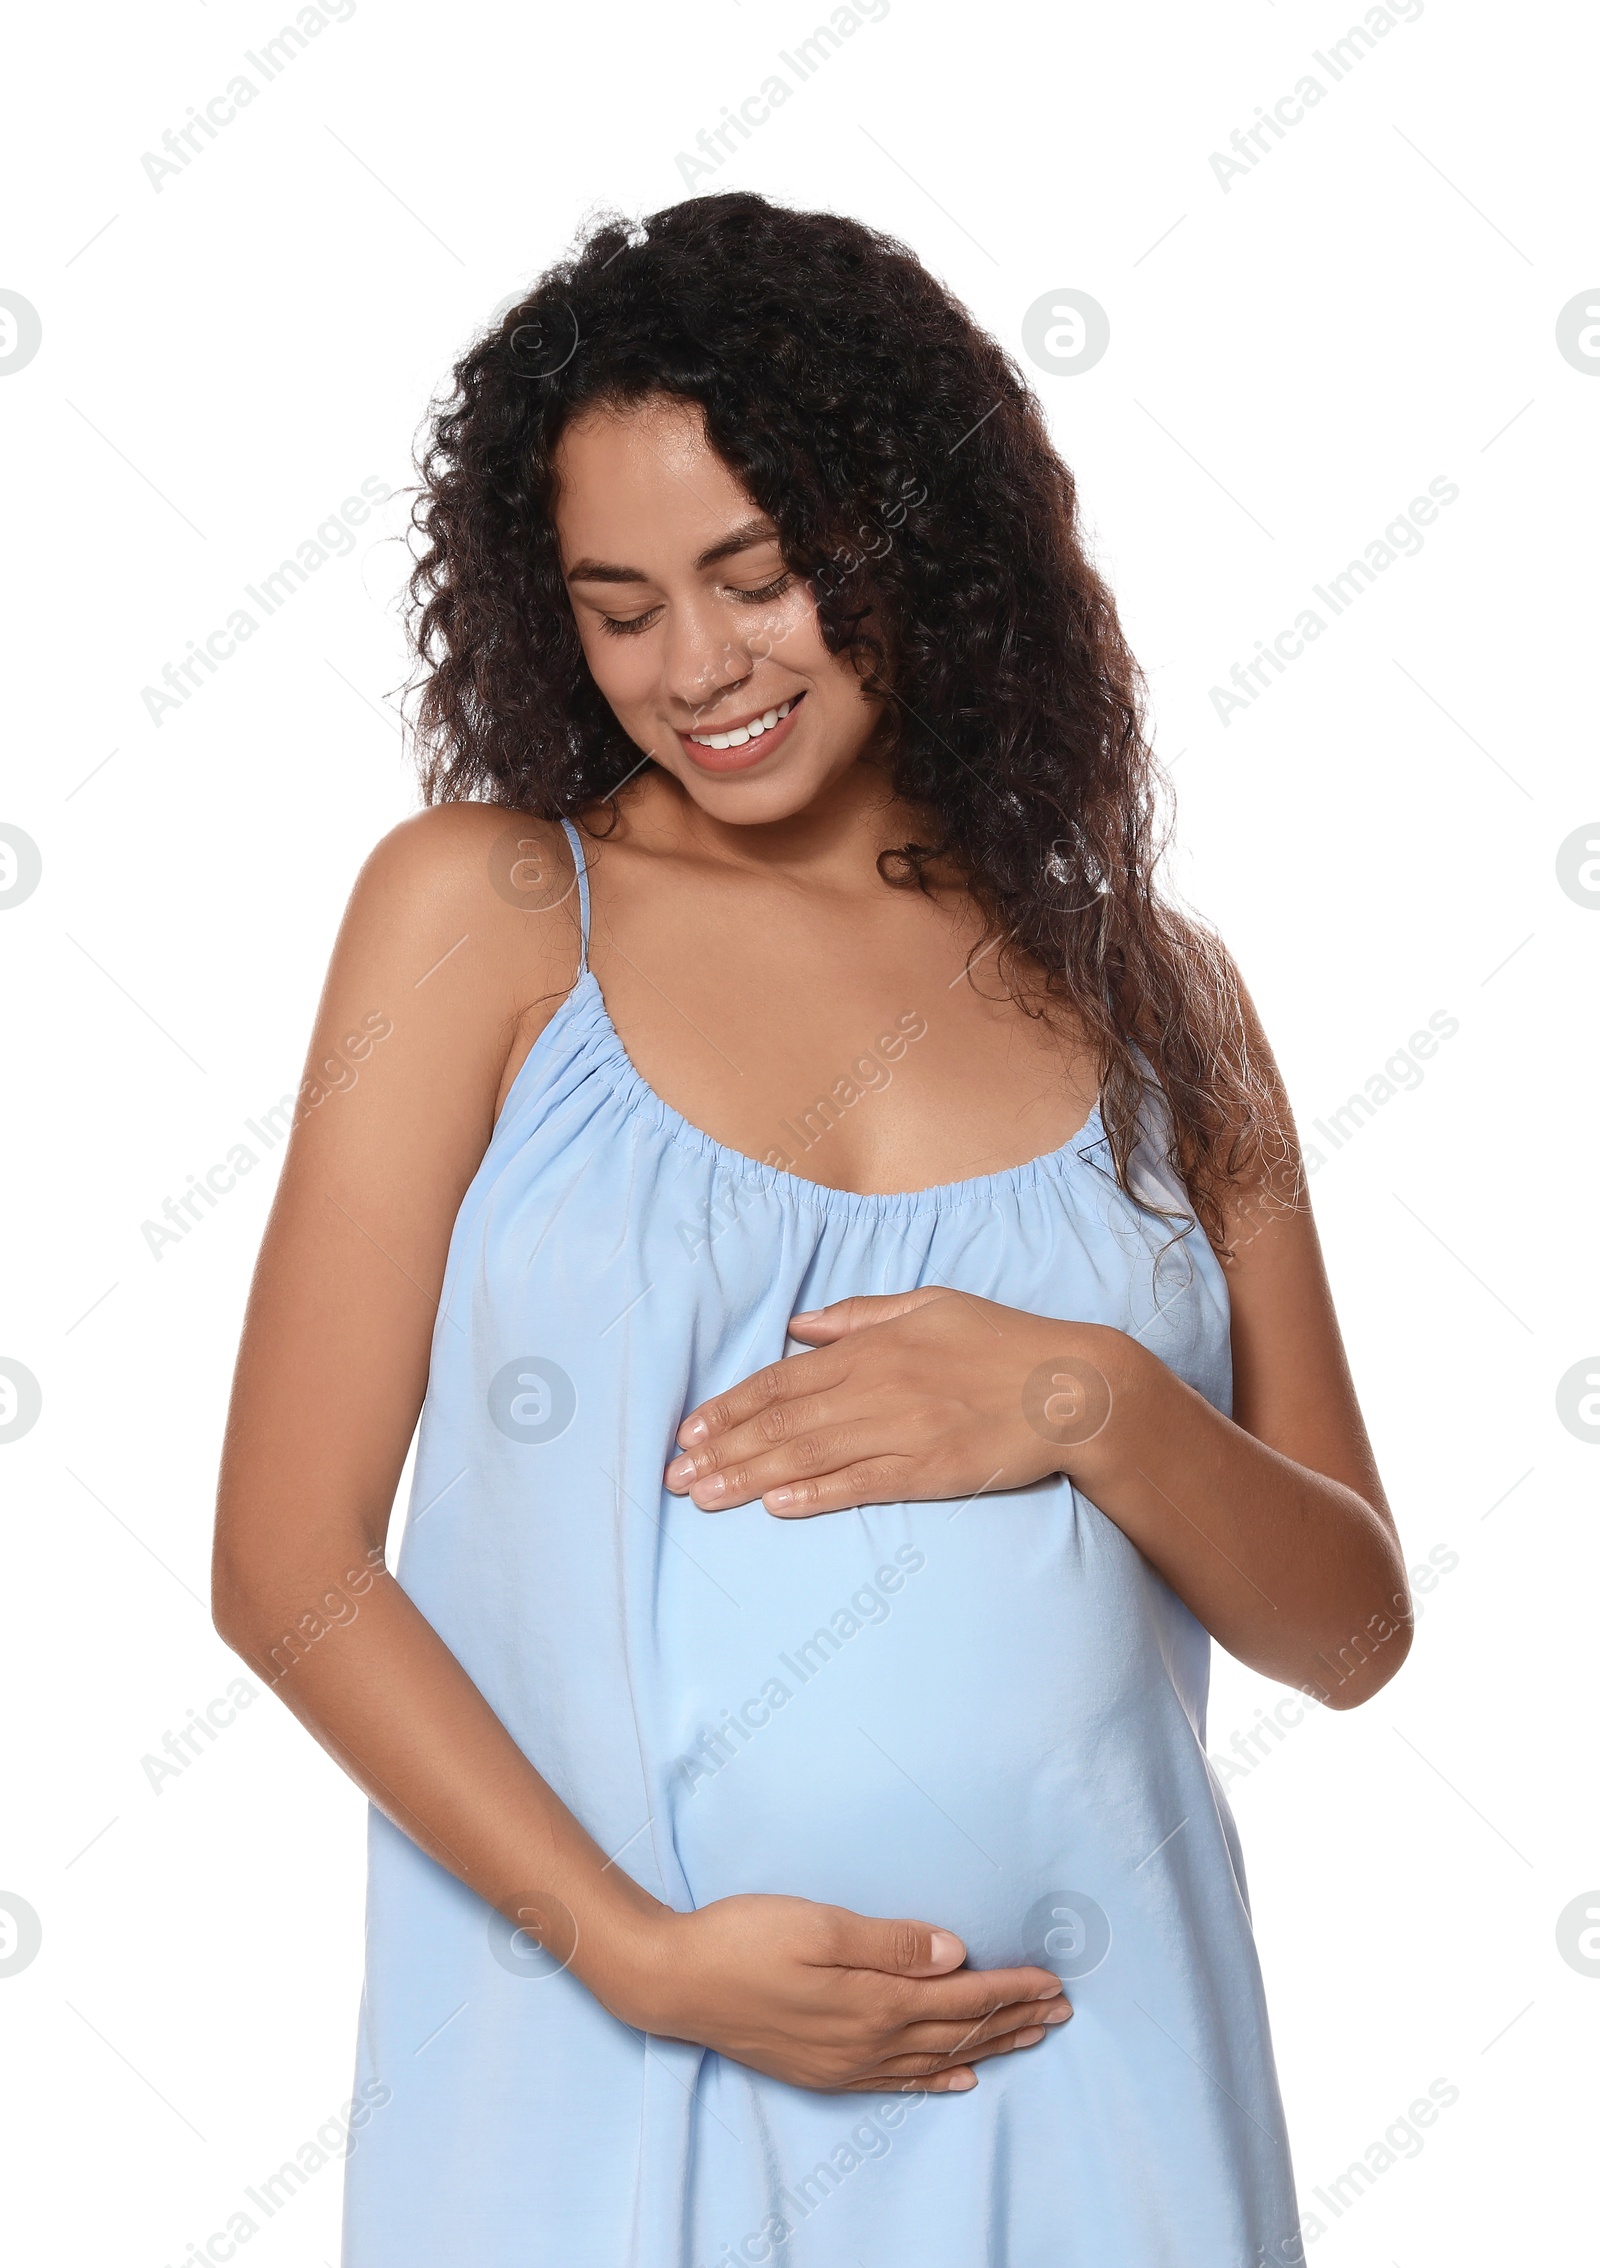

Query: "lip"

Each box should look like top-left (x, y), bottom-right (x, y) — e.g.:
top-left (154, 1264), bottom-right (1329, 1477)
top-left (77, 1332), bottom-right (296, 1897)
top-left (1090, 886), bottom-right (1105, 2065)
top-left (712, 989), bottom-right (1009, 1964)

top-left (675, 691), bottom-right (806, 773)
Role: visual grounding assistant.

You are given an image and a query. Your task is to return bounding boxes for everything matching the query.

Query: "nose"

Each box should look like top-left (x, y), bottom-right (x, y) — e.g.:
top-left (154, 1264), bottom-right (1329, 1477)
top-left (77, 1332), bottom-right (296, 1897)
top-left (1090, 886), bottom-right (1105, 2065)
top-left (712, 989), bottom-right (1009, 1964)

top-left (661, 595), bottom-right (757, 724)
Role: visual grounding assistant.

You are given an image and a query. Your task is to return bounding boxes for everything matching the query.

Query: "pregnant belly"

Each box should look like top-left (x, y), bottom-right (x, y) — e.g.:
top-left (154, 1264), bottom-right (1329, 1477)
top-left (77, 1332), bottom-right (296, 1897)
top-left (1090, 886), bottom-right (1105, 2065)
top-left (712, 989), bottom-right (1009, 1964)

top-left (655, 1478), bottom-right (1210, 1970)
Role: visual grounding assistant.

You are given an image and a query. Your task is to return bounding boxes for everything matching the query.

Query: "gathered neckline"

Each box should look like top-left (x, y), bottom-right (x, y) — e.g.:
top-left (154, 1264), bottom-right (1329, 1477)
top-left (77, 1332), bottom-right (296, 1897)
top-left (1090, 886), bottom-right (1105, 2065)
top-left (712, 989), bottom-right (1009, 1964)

top-left (499, 968), bottom-right (1112, 1221)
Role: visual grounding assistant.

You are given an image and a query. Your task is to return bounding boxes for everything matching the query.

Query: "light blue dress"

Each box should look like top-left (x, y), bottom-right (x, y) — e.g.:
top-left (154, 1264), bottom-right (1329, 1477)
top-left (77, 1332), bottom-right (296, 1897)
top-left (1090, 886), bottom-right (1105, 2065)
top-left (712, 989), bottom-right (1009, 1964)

top-left (342, 821), bottom-right (1301, 2266)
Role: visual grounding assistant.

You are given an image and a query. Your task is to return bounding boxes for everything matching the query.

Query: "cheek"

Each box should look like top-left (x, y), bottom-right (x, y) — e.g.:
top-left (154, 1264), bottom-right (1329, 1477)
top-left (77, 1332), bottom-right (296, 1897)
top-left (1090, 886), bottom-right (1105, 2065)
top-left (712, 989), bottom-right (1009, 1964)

top-left (577, 624), bottom-right (658, 713)
top-left (746, 584), bottom-right (834, 672)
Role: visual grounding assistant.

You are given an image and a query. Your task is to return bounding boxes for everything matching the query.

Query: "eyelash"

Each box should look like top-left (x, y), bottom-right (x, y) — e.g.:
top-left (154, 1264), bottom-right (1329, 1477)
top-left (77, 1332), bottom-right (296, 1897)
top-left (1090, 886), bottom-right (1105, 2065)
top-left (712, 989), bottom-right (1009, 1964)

top-left (597, 571), bottom-right (794, 638)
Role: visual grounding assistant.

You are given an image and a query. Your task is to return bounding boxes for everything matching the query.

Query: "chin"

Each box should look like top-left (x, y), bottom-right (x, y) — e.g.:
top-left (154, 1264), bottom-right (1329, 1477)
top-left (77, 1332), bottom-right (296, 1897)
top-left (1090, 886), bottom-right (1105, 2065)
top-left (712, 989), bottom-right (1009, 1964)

top-left (678, 764), bottom-right (833, 822)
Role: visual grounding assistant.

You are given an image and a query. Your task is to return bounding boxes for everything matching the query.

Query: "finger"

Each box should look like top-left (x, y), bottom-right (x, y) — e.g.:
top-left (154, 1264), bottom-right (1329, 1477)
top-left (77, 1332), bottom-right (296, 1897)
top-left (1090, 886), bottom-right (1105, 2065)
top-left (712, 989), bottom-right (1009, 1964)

top-left (895, 1996), bottom-right (1073, 2057)
top-left (787, 1287), bottom-right (953, 1344)
top-left (673, 1428), bottom-right (885, 1512)
top-left (818, 1912), bottom-right (967, 1978)
top-left (765, 1459), bottom-right (1023, 1519)
top-left (817, 1911), bottom-right (1059, 2006)
top-left (883, 1964), bottom-right (1066, 2017)
top-left (881, 2022), bottom-right (1053, 2074)
top-left (835, 2067), bottom-right (978, 2095)
top-left (762, 1459), bottom-right (915, 1518)
top-left (845, 2020), bottom-right (1056, 2089)
top-left (673, 1348), bottom-right (846, 1453)
top-left (664, 1392), bottom-right (861, 1496)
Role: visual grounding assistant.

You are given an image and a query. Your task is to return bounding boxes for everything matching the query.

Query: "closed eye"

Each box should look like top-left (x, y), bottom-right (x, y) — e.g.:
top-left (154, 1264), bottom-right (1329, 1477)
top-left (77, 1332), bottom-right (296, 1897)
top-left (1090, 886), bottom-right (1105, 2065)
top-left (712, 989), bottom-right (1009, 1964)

top-left (727, 572), bottom-right (794, 604)
top-left (597, 570), bottom-right (794, 637)
top-left (597, 606), bottom-right (663, 638)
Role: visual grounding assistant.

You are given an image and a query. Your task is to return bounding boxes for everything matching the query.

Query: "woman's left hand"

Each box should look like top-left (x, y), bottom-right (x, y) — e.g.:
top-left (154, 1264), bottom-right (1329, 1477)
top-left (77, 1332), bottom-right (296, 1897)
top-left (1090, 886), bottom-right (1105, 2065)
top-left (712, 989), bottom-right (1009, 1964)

top-left (664, 1288), bottom-right (1125, 1518)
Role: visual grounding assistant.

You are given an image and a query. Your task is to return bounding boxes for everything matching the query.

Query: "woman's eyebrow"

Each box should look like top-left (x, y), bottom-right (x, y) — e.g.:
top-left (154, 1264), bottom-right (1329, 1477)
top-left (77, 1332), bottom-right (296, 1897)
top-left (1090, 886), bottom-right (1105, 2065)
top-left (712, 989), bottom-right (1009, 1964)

top-left (565, 517), bottom-right (780, 585)
top-left (693, 517), bottom-right (781, 571)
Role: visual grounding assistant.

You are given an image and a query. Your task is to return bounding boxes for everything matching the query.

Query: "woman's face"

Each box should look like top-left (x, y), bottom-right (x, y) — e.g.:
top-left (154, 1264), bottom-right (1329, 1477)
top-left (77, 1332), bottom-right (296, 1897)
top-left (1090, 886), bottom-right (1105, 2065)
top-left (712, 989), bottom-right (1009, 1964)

top-left (552, 394), bottom-right (885, 824)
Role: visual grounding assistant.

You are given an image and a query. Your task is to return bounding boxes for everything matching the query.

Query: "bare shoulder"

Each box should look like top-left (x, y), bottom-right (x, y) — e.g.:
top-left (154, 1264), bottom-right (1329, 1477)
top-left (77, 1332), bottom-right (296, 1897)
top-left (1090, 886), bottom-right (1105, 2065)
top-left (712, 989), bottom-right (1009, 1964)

top-left (218, 808), bottom-right (588, 1579)
top-left (351, 804), bottom-right (579, 962)
top-left (340, 801), bottom-right (583, 1026)
top-left (288, 802), bottom-right (584, 1163)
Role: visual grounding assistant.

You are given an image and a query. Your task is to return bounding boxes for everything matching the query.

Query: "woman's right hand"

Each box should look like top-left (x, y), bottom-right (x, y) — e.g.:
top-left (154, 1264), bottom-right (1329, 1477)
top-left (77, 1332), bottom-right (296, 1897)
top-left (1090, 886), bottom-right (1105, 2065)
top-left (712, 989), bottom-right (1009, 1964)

top-left (607, 1893), bottom-right (1072, 2093)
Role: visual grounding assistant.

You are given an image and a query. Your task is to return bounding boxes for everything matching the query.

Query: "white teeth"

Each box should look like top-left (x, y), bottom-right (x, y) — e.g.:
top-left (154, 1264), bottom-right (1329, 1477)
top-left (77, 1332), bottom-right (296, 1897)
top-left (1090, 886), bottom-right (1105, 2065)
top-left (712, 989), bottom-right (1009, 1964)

top-left (688, 697), bottom-right (795, 748)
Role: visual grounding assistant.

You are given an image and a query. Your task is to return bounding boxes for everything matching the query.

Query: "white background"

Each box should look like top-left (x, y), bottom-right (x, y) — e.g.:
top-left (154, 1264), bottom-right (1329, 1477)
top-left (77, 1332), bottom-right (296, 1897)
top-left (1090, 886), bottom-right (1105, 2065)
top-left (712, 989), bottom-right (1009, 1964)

top-left (1, 1), bottom-right (1595, 2261)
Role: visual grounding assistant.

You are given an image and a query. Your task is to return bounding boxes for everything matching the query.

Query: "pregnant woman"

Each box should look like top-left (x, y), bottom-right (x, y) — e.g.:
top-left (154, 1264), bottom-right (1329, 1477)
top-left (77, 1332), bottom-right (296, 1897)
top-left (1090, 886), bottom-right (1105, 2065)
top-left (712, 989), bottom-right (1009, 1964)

top-left (213, 193), bottom-right (1410, 2268)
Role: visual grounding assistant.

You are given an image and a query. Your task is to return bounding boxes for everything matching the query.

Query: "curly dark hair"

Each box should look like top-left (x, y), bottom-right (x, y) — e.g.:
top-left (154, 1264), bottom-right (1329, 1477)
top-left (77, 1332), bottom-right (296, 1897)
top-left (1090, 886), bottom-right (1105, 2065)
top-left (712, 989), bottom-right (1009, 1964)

top-left (404, 190), bottom-right (1290, 1246)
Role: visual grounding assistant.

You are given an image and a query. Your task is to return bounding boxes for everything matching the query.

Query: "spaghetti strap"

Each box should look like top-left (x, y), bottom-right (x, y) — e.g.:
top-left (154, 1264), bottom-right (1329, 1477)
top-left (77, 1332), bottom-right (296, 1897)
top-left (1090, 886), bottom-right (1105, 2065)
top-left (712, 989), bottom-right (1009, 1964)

top-left (558, 817), bottom-right (591, 970)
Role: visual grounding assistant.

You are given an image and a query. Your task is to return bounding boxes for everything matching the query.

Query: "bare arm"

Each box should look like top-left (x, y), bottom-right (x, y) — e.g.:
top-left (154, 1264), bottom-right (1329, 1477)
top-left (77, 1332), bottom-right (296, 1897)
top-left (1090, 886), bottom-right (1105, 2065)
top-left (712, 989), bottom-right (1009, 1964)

top-left (212, 806), bottom-right (1064, 2092)
top-left (1065, 1052), bottom-right (1409, 1708)
top-left (212, 808), bottom-right (649, 1953)
top-left (1058, 974), bottom-right (1408, 1705)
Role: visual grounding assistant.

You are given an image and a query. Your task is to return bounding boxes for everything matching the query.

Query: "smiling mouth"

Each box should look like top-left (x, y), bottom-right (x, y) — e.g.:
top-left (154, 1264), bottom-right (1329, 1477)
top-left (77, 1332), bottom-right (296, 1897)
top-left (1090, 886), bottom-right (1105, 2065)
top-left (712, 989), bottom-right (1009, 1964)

top-left (677, 691), bottom-right (806, 770)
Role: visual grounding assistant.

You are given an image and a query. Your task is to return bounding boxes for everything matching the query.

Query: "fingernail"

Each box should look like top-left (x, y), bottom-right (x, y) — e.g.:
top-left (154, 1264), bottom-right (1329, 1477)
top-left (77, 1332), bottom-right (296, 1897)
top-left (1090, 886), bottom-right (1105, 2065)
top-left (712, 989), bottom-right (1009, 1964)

top-left (928, 1929), bottom-right (964, 1966)
top-left (664, 1455), bottom-right (695, 1486)
top-left (789, 1310), bottom-right (821, 1327)
top-left (693, 1474), bottom-right (727, 1502)
top-left (941, 2070), bottom-right (976, 2091)
top-left (1034, 1985), bottom-right (1064, 2000)
top-left (765, 1487), bottom-right (795, 1510)
top-left (1016, 2026), bottom-right (1046, 2046)
top-left (679, 1417), bottom-right (708, 1445)
top-left (1040, 2002), bottom-right (1071, 2024)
